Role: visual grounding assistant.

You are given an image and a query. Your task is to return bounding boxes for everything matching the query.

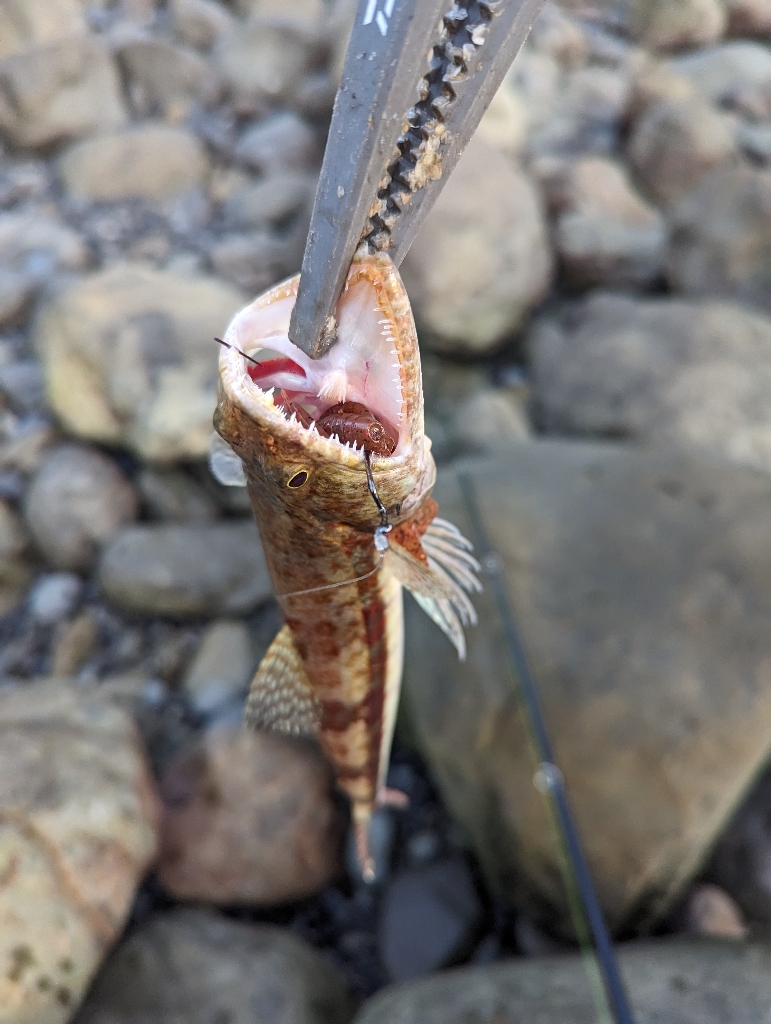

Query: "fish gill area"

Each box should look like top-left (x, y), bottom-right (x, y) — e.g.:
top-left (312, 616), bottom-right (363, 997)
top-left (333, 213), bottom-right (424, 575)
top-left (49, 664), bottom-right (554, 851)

top-left (3, 0), bottom-right (771, 1021)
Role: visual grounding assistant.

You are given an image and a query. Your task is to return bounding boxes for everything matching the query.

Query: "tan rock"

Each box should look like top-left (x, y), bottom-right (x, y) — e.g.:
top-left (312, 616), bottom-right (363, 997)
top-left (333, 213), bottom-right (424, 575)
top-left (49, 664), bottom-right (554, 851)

top-left (213, 19), bottom-right (317, 109)
top-left (669, 41), bottom-right (771, 103)
top-left (629, 0), bottom-right (726, 49)
top-left (34, 263), bottom-right (244, 463)
top-left (117, 38), bottom-right (220, 120)
top-left (0, 499), bottom-right (30, 615)
top-left (476, 84), bottom-right (528, 159)
top-left (453, 388), bottom-right (530, 452)
top-left (58, 124), bottom-right (210, 203)
top-left (628, 97), bottom-right (737, 208)
top-left (401, 136), bottom-right (552, 355)
top-left (170, 0), bottom-right (235, 49)
top-left (157, 726), bottom-right (342, 904)
top-left (0, 210), bottom-right (88, 273)
top-left (0, 0), bottom-right (87, 61)
top-left (183, 620), bottom-right (254, 715)
top-left (0, 37), bottom-right (127, 150)
top-left (684, 883), bottom-right (748, 939)
top-left (51, 611), bottom-right (100, 677)
top-left (0, 678), bottom-right (159, 1024)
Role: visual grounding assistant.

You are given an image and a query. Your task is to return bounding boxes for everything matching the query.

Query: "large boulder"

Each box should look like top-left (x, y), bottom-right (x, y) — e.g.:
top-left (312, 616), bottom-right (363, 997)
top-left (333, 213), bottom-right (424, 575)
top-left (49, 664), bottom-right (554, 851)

top-left (0, 678), bottom-right (159, 1024)
top-left (402, 444), bottom-right (771, 934)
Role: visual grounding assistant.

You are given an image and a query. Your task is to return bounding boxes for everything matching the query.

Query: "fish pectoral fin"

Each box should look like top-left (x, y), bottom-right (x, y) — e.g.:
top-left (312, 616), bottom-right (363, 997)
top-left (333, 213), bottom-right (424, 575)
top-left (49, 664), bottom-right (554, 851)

top-left (386, 517), bottom-right (482, 662)
top-left (244, 624), bottom-right (320, 736)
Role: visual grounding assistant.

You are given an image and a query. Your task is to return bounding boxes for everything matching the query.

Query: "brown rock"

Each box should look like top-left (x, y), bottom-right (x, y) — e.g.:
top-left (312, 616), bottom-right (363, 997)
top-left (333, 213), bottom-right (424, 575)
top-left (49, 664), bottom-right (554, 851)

top-left (0, 498), bottom-right (30, 614)
top-left (0, 37), bottom-right (127, 150)
top-left (666, 164), bottom-right (771, 309)
top-left (24, 444), bottom-right (139, 572)
top-left (157, 726), bottom-right (342, 904)
top-left (628, 97), bottom-right (737, 208)
top-left (0, 678), bottom-right (159, 1023)
top-left (401, 135), bottom-right (552, 355)
top-left (725, 0), bottom-right (771, 36)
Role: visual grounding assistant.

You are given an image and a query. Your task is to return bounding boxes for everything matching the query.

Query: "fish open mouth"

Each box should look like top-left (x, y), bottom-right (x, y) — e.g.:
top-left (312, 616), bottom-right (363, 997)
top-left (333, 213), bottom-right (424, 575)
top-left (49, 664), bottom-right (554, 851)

top-left (223, 272), bottom-right (405, 457)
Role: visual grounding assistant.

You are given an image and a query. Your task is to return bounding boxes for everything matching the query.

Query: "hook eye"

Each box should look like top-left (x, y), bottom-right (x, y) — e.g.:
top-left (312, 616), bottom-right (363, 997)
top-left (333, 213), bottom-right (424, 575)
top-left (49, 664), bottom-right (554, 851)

top-left (286, 469), bottom-right (309, 489)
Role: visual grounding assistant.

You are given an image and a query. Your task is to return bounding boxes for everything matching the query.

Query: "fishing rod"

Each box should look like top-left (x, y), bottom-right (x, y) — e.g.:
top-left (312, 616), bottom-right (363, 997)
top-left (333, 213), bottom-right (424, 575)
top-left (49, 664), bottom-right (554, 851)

top-left (457, 471), bottom-right (636, 1024)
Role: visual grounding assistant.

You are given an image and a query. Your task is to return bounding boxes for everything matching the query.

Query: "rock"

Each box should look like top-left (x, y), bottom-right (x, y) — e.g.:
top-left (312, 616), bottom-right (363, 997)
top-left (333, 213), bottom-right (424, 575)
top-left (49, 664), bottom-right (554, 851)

top-left (0, 37), bottom-right (127, 149)
top-left (58, 124), bottom-right (210, 202)
top-left (223, 172), bottom-right (315, 230)
top-left (183, 619), bottom-right (254, 715)
top-left (530, 293), bottom-right (771, 474)
top-left (401, 444), bottom-right (771, 933)
top-left (210, 230), bottom-right (301, 294)
top-left (452, 388), bottom-right (530, 453)
top-left (0, 210), bottom-right (88, 276)
top-left (234, 111), bottom-right (318, 175)
top-left (628, 58), bottom-right (701, 121)
top-left (0, 678), bottom-right (159, 1024)
top-left (98, 521), bottom-right (272, 617)
top-left (627, 97), bottom-right (738, 208)
top-left (725, 0), bottom-right (771, 36)
top-left (629, 0), bottom-right (726, 50)
top-left (24, 444), bottom-right (138, 572)
top-left (475, 84), bottom-right (528, 159)
top-left (545, 156), bottom-right (665, 289)
top-left (0, 271), bottom-right (32, 325)
top-left (666, 164), bottom-right (771, 310)
top-left (669, 41), bottom-right (771, 105)
top-left (35, 263), bottom-right (244, 463)
top-left (354, 939), bottom-right (771, 1024)
top-left (170, 0), bottom-right (235, 49)
top-left (51, 611), bottom-right (100, 677)
top-left (708, 768), bottom-right (771, 923)
top-left (0, 358), bottom-right (46, 413)
top-left (0, 159), bottom-right (49, 206)
top-left (157, 726), bottom-right (342, 903)
top-left (401, 136), bottom-right (552, 355)
top-left (527, 2), bottom-right (588, 67)
top-left (738, 120), bottom-right (771, 162)
top-left (0, 498), bottom-right (30, 614)
top-left (683, 883), bottom-right (748, 939)
top-left (378, 858), bottom-right (483, 982)
top-left (73, 908), bottom-right (355, 1024)
top-left (137, 467), bottom-right (218, 523)
top-left (213, 20), bottom-right (318, 111)
top-left (27, 571), bottom-right (82, 624)
top-left (0, 0), bottom-right (87, 62)
top-left (117, 38), bottom-right (219, 120)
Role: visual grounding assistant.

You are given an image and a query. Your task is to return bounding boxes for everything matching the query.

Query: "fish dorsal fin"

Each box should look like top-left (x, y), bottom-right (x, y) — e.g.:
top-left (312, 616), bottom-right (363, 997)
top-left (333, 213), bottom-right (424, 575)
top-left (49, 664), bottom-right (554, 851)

top-left (386, 512), bottom-right (482, 661)
top-left (244, 624), bottom-right (320, 736)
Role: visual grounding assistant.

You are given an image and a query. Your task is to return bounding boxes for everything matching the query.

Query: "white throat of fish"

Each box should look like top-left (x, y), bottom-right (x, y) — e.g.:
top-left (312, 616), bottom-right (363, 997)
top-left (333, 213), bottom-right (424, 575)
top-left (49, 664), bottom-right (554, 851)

top-left (221, 277), bottom-right (406, 458)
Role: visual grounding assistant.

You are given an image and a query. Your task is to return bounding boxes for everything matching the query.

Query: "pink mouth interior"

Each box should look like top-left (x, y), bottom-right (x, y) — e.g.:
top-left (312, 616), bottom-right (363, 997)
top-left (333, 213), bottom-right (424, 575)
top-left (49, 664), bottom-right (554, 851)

top-left (226, 278), bottom-right (405, 454)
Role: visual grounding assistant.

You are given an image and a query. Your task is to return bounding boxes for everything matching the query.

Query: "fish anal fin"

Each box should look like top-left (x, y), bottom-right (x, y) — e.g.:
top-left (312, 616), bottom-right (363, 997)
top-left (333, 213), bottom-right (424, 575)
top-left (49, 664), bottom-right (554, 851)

top-left (244, 624), bottom-right (320, 737)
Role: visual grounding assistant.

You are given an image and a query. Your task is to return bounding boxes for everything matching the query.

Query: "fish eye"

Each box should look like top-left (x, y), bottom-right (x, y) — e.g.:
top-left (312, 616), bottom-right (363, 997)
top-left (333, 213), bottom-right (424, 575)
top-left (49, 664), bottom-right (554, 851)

top-left (286, 469), bottom-right (309, 489)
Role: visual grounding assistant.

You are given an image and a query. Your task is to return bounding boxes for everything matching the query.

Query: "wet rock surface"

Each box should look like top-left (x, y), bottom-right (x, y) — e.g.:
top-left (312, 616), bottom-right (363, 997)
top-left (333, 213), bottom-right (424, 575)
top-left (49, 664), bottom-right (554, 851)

top-left (73, 909), bottom-right (356, 1024)
top-left (354, 939), bottom-right (771, 1024)
top-left (403, 444), bottom-right (771, 934)
top-left (0, 677), bottom-right (159, 1024)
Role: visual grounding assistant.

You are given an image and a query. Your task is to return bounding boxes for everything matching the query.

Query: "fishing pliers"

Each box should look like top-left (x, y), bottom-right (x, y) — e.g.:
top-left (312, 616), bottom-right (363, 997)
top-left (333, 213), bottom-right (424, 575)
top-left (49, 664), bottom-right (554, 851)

top-left (288, 0), bottom-right (547, 359)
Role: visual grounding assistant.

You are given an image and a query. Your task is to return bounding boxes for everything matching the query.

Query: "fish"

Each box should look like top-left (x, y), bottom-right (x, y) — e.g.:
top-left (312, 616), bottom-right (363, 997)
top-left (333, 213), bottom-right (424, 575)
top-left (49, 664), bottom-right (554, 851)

top-left (213, 251), bottom-right (480, 879)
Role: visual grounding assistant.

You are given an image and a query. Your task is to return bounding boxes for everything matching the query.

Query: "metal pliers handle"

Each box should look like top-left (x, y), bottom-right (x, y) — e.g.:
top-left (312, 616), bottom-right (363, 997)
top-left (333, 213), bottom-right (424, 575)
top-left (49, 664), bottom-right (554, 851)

top-left (289, 0), bottom-right (546, 358)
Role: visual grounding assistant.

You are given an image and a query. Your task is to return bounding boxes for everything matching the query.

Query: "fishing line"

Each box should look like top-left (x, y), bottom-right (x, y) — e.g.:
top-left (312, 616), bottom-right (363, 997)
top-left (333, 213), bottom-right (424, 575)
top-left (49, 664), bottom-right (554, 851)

top-left (278, 453), bottom-right (392, 601)
top-left (457, 471), bottom-right (635, 1024)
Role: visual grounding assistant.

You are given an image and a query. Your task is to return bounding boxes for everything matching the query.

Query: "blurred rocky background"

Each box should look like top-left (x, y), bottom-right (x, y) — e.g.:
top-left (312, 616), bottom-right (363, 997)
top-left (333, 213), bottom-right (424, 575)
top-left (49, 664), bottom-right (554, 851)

top-left (5, 0), bottom-right (771, 1020)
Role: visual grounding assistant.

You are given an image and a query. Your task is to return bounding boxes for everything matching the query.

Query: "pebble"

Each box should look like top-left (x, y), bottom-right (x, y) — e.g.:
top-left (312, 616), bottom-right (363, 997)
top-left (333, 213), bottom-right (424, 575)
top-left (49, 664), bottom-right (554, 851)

top-left (74, 909), bottom-right (355, 1024)
top-left (24, 444), bottom-right (139, 572)
top-left (0, 497), bottom-right (30, 615)
top-left (27, 571), bottom-right (82, 625)
top-left (724, 0), bottom-right (771, 35)
top-left (683, 883), bottom-right (749, 939)
top-left (0, 36), bottom-right (127, 149)
top-left (546, 155), bottom-right (665, 289)
top-left (170, 0), bottom-right (235, 49)
top-left (666, 163), bottom-right (771, 310)
top-left (51, 610), bottom-right (100, 677)
top-left (629, 0), bottom-right (726, 50)
top-left (627, 96), bottom-right (738, 207)
top-left (0, 0), bottom-right (88, 61)
top-left (35, 263), bottom-right (244, 464)
top-left (354, 939), bottom-right (771, 1024)
top-left (234, 111), bottom-right (319, 175)
top-left (98, 521), bottom-right (272, 617)
top-left (0, 160), bottom-right (49, 207)
top-left (58, 124), bottom-right (210, 202)
top-left (530, 292), bottom-right (771, 474)
top-left (117, 37), bottom-right (219, 120)
top-left (452, 388), bottom-right (530, 452)
top-left (402, 444), bottom-right (771, 935)
top-left (137, 466), bottom-right (218, 523)
top-left (183, 618), bottom-right (254, 715)
top-left (157, 726), bottom-right (342, 904)
top-left (209, 229), bottom-right (301, 294)
top-left (0, 358), bottom-right (46, 414)
top-left (223, 171), bottom-right (315, 230)
top-left (0, 678), bottom-right (159, 1024)
top-left (378, 858), bottom-right (484, 982)
top-left (213, 20), bottom-right (317, 111)
top-left (668, 41), bottom-right (771, 105)
top-left (401, 135), bottom-right (552, 355)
